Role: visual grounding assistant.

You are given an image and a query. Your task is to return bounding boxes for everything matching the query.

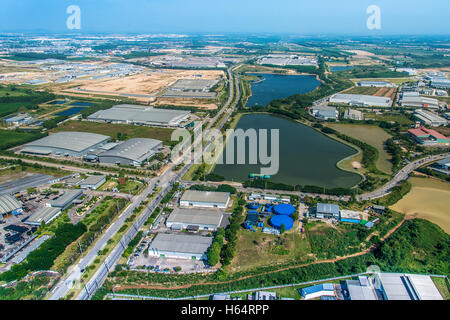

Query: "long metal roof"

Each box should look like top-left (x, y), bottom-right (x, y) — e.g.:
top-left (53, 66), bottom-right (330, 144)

top-left (24, 132), bottom-right (110, 153)
top-left (87, 104), bottom-right (190, 125)
top-left (317, 203), bottom-right (340, 215)
top-left (0, 195), bottom-right (22, 215)
top-left (149, 233), bottom-right (213, 255)
top-left (49, 189), bottom-right (83, 207)
top-left (99, 138), bottom-right (162, 163)
top-left (180, 190), bottom-right (230, 204)
top-left (81, 175), bottom-right (106, 186)
top-left (167, 208), bottom-right (224, 227)
top-left (25, 207), bottom-right (61, 225)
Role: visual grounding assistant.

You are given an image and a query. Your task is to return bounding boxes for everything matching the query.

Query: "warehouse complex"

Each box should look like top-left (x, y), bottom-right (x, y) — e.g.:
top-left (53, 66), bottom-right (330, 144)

top-left (329, 94), bottom-right (392, 107)
top-left (374, 273), bottom-right (443, 300)
top-left (408, 127), bottom-right (450, 146)
top-left (0, 195), bottom-right (23, 220)
top-left (80, 175), bottom-right (106, 190)
top-left (47, 189), bottom-right (83, 209)
top-left (148, 233), bottom-right (213, 260)
top-left (180, 190), bottom-right (230, 209)
top-left (25, 207), bottom-right (62, 226)
top-left (358, 80), bottom-right (393, 87)
top-left (98, 138), bottom-right (163, 166)
top-left (413, 109), bottom-right (447, 127)
top-left (87, 104), bottom-right (190, 127)
top-left (310, 105), bottom-right (338, 120)
top-left (22, 132), bottom-right (110, 157)
top-left (166, 208), bottom-right (224, 231)
top-left (399, 96), bottom-right (440, 109)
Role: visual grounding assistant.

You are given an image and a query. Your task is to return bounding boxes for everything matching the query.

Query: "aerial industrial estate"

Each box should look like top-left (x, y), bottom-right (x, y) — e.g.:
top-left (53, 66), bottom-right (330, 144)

top-left (0, 2), bottom-right (447, 309)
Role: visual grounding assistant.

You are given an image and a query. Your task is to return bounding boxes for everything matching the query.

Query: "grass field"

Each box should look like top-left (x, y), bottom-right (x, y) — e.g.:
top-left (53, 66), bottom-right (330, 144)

top-left (390, 177), bottom-right (450, 234)
top-left (343, 86), bottom-right (380, 95)
top-left (364, 112), bottom-right (414, 126)
top-left (0, 129), bottom-right (45, 150)
top-left (326, 123), bottom-right (393, 174)
top-left (51, 120), bottom-right (175, 145)
top-left (228, 227), bottom-right (311, 272)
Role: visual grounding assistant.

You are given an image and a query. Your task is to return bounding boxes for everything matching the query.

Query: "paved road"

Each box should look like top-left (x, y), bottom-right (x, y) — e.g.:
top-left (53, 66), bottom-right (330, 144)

top-left (49, 67), bottom-right (240, 300)
top-left (357, 152), bottom-right (450, 201)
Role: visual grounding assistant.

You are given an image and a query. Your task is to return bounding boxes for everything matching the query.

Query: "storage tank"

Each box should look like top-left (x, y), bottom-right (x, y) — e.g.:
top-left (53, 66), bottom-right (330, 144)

top-left (270, 215), bottom-right (294, 231)
top-left (273, 203), bottom-right (295, 216)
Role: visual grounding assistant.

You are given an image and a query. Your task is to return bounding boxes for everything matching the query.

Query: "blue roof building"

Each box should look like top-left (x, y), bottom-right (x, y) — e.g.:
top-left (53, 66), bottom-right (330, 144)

top-left (316, 203), bottom-right (340, 219)
top-left (299, 283), bottom-right (335, 300)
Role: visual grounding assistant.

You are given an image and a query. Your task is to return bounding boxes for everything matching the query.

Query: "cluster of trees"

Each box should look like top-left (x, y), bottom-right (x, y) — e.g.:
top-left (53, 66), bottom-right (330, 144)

top-left (188, 184), bottom-right (237, 194)
top-left (379, 181), bottom-right (411, 206)
top-left (221, 197), bottom-right (246, 266)
top-left (206, 228), bottom-right (225, 266)
top-left (0, 223), bottom-right (87, 282)
top-left (0, 129), bottom-right (47, 151)
top-left (385, 138), bottom-right (403, 171)
top-left (123, 231), bottom-right (144, 259)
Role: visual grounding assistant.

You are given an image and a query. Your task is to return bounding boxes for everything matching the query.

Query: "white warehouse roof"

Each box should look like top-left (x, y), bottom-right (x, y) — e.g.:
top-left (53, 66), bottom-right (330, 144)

top-left (148, 233), bottom-right (213, 255)
top-left (180, 190), bottom-right (230, 205)
top-left (23, 131), bottom-right (110, 153)
top-left (98, 138), bottom-right (162, 163)
top-left (330, 94), bottom-right (391, 107)
top-left (166, 208), bottom-right (224, 228)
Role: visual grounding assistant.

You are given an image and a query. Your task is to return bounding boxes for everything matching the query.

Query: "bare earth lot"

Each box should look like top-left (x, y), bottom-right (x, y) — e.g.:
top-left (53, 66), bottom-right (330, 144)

top-left (390, 177), bottom-right (450, 234)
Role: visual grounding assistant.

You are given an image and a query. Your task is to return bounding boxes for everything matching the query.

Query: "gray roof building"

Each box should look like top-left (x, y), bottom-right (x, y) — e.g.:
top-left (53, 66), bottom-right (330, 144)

top-left (87, 104), bottom-right (190, 127)
top-left (22, 132), bottom-right (110, 157)
top-left (98, 138), bottom-right (163, 166)
top-left (166, 208), bottom-right (224, 231)
top-left (346, 276), bottom-right (378, 300)
top-left (180, 190), bottom-right (230, 208)
top-left (330, 94), bottom-right (392, 107)
top-left (344, 109), bottom-right (364, 121)
top-left (48, 189), bottom-right (83, 209)
top-left (400, 96), bottom-right (440, 109)
top-left (375, 273), bottom-right (443, 300)
top-left (413, 109), bottom-right (447, 127)
top-left (80, 175), bottom-right (106, 189)
top-left (25, 207), bottom-right (62, 226)
top-left (0, 195), bottom-right (23, 216)
top-left (311, 105), bottom-right (338, 120)
top-left (148, 233), bottom-right (213, 260)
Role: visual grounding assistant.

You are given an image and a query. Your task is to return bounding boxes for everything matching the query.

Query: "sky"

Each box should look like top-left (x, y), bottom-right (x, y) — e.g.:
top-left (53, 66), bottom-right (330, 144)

top-left (0, 0), bottom-right (449, 35)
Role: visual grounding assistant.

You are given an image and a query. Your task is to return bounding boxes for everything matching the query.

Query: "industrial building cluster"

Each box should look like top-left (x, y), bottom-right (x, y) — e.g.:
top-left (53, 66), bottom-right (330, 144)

top-left (257, 54), bottom-right (318, 67)
top-left (21, 131), bottom-right (164, 166)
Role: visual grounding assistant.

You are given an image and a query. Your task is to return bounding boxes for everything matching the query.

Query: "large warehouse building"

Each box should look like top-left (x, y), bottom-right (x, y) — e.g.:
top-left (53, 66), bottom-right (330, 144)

top-left (413, 109), bottom-right (447, 127)
top-left (148, 233), bottom-right (213, 260)
top-left (87, 104), bottom-right (190, 127)
top-left (166, 208), bottom-right (224, 231)
top-left (329, 94), bottom-right (392, 107)
top-left (374, 273), bottom-right (443, 300)
top-left (0, 195), bottom-right (23, 220)
top-left (25, 207), bottom-right (62, 226)
top-left (399, 96), bottom-right (440, 109)
top-left (22, 132), bottom-right (110, 157)
top-left (180, 190), bottom-right (230, 209)
top-left (98, 138), bottom-right (163, 166)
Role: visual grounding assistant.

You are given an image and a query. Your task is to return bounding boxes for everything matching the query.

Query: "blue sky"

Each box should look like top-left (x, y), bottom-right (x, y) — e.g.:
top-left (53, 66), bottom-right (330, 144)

top-left (1, 0), bottom-right (449, 34)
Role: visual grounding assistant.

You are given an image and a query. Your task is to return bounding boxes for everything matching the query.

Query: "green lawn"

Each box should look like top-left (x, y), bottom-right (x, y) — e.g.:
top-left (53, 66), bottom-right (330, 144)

top-left (326, 123), bottom-right (393, 174)
top-left (0, 129), bottom-right (46, 150)
top-left (51, 120), bottom-right (175, 145)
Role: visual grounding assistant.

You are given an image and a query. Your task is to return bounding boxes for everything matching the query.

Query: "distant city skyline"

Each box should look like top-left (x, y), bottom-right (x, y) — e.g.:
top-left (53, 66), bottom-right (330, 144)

top-left (1, 0), bottom-right (449, 35)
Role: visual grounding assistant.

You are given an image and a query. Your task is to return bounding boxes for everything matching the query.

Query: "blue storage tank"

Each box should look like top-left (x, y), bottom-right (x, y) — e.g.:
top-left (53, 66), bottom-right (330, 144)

top-left (273, 203), bottom-right (295, 216)
top-left (270, 215), bottom-right (294, 231)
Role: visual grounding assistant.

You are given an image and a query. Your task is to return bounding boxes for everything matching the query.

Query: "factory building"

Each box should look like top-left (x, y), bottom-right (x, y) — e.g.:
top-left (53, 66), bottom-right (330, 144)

top-left (4, 113), bottom-right (34, 126)
top-left (166, 208), bottom-right (224, 231)
top-left (80, 175), bottom-right (106, 190)
top-left (343, 109), bottom-right (364, 121)
top-left (47, 189), bottom-right (83, 209)
top-left (0, 195), bottom-right (23, 220)
top-left (399, 96), bottom-right (440, 109)
top-left (98, 138), bottom-right (163, 166)
top-left (330, 94), bottom-right (391, 107)
top-left (315, 203), bottom-right (340, 219)
top-left (22, 131), bottom-right (110, 157)
top-left (340, 210), bottom-right (362, 224)
top-left (430, 157), bottom-right (450, 175)
top-left (413, 109), bottom-right (447, 127)
top-left (430, 77), bottom-right (450, 89)
top-left (180, 190), bottom-right (230, 209)
top-left (25, 207), bottom-right (62, 226)
top-left (374, 273), bottom-right (443, 300)
top-left (358, 81), bottom-right (392, 87)
top-left (87, 104), bottom-right (190, 127)
top-left (346, 276), bottom-right (378, 300)
top-left (310, 105), bottom-right (338, 120)
top-left (299, 283), bottom-right (335, 300)
top-left (148, 233), bottom-right (213, 260)
top-left (408, 127), bottom-right (450, 146)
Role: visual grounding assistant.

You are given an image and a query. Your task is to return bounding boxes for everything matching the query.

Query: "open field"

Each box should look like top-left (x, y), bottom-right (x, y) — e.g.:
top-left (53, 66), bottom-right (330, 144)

top-left (390, 177), bottom-right (450, 234)
top-left (326, 123), bottom-right (393, 174)
top-left (343, 86), bottom-right (380, 95)
top-left (228, 227), bottom-right (311, 273)
top-left (50, 120), bottom-right (174, 144)
top-left (68, 69), bottom-right (224, 102)
top-left (153, 98), bottom-right (218, 110)
top-left (364, 112), bottom-right (414, 126)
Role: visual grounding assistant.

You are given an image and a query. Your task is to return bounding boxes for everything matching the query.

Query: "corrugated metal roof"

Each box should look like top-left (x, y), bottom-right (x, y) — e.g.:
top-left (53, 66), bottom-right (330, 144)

top-left (81, 175), bottom-right (106, 186)
top-left (167, 208), bottom-right (223, 227)
top-left (300, 283), bottom-right (335, 295)
top-left (0, 195), bottom-right (22, 215)
top-left (149, 233), bottom-right (213, 255)
top-left (181, 190), bottom-right (230, 205)
top-left (317, 203), bottom-right (340, 215)
top-left (24, 132), bottom-right (110, 153)
top-left (99, 138), bottom-right (162, 163)
top-left (88, 104), bottom-right (190, 125)
top-left (26, 207), bottom-right (61, 225)
top-left (49, 189), bottom-right (83, 207)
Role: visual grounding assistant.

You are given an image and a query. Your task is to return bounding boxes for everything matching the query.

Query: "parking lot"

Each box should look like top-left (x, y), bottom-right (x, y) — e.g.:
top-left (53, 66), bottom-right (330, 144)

top-left (128, 236), bottom-right (210, 273)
